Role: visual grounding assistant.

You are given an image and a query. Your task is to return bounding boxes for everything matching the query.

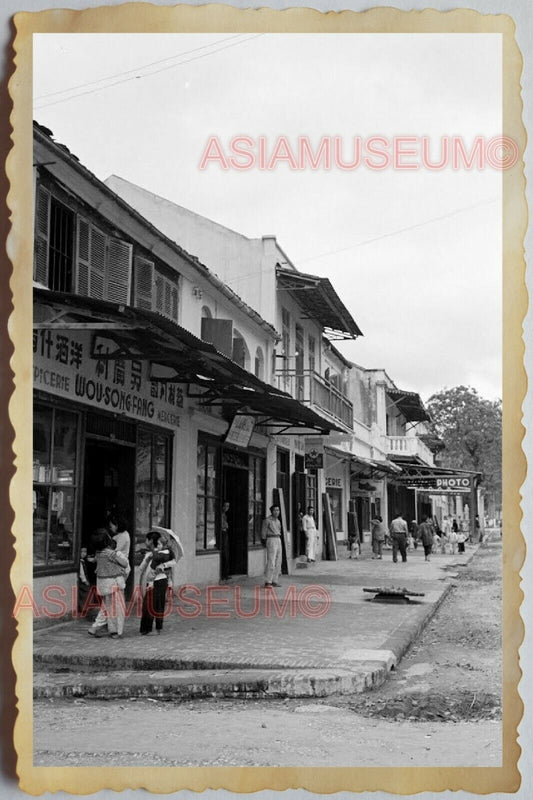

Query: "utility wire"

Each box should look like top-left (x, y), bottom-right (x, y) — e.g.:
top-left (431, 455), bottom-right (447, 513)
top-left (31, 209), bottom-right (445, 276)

top-left (35, 34), bottom-right (249, 100)
top-left (204, 196), bottom-right (499, 283)
top-left (298, 197), bottom-right (498, 264)
top-left (34, 34), bottom-right (264, 110)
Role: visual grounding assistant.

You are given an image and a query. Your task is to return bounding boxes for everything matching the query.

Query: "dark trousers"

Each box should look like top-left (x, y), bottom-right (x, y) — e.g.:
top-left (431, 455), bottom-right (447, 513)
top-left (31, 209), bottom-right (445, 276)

top-left (392, 534), bottom-right (407, 562)
top-left (220, 530), bottom-right (230, 580)
top-left (140, 578), bottom-right (169, 633)
top-left (458, 541), bottom-right (465, 553)
top-left (423, 543), bottom-right (432, 557)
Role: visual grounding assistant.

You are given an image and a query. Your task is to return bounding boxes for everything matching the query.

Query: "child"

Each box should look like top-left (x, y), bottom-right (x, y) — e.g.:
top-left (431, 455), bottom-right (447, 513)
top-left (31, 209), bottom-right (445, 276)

top-left (139, 531), bottom-right (176, 635)
top-left (88, 529), bottom-right (129, 639)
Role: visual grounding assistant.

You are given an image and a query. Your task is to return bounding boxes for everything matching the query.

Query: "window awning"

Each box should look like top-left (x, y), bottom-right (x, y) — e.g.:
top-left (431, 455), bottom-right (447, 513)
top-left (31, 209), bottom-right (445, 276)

top-left (386, 388), bottom-right (430, 423)
top-left (276, 267), bottom-right (363, 340)
top-left (34, 288), bottom-right (343, 435)
top-left (325, 445), bottom-right (401, 476)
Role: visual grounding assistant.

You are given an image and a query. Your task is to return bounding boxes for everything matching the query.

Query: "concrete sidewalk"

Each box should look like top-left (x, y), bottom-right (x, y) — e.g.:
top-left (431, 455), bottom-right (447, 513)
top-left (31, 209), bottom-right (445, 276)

top-left (33, 544), bottom-right (476, 700)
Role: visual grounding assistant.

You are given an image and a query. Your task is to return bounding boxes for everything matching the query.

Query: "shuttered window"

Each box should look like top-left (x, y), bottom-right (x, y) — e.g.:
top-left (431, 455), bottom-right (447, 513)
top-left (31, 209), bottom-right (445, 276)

top-left (34, 185), bottom-right (51, 286)
top-left (76, 214), bottom-right (132, 304)
top-left (134, 256), bottom-right (154, 310)
top-left (153, 269), bottom-right (179, 323)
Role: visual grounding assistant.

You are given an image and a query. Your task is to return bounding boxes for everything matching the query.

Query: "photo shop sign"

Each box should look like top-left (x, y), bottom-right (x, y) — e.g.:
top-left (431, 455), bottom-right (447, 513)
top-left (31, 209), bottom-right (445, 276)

top-left (33, 328), bottom-right (184, 428)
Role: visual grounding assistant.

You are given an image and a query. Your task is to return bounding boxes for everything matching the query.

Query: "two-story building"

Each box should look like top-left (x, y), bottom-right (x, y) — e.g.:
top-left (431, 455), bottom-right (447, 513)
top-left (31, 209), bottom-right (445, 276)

top-left (105, 175), bottom-right (363, 562)
top-left (33, 123), bottom-right (342, 613)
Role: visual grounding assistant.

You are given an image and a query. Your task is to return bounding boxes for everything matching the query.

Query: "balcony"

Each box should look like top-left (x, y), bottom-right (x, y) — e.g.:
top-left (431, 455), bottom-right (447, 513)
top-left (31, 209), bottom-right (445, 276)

top-left (386, 435), bottom-right (435, 466)
top-left (275, 369), bottom-right (353, 430)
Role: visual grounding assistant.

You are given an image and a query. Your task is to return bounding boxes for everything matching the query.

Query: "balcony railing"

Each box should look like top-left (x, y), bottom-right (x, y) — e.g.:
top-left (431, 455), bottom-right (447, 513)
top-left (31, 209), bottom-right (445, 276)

top-left (386, 435), bottom-right (434, 466)
top-left (275, 369), bottom-right (353, 429)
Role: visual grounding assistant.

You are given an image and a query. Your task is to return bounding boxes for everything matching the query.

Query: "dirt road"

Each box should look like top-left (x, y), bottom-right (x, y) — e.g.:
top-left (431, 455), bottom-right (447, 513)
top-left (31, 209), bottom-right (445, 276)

top-left (33, 536), bottom-right (502, 767)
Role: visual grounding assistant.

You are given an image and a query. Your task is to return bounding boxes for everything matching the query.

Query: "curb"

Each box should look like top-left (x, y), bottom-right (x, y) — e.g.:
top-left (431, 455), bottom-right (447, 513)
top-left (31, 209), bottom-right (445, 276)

top-left (34, 661), bottom-right (393, 701)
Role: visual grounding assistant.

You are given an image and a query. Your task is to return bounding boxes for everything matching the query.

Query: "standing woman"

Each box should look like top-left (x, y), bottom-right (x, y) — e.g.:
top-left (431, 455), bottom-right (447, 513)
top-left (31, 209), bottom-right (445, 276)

top-left (301, 506), bottom-right (318, 563)
top-left (139, 530), bottom-right (177, 635)
top-left (371, 515), bottom-right (386, 559)
top-left (88, 528), bottom-right (129, 639)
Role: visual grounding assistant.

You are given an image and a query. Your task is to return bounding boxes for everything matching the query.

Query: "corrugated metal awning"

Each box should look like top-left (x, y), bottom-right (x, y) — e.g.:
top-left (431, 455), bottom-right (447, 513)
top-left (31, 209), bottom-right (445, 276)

top-left (276, 267), bottom-right (363, 340)
top-left (34, 288), bottom-right (342, 435)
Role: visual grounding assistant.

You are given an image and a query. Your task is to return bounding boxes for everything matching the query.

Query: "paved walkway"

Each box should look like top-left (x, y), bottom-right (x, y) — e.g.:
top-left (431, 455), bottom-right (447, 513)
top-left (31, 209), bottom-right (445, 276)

top-left (33, 543), bottom-right (477, 699)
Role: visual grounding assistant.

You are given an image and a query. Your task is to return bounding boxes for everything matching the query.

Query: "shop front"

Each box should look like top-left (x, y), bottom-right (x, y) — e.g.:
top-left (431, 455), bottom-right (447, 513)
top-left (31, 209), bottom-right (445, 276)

top-left (195, 430), bottom-right (267, 580)
top-left (33, 320), bottom-right (181, 611)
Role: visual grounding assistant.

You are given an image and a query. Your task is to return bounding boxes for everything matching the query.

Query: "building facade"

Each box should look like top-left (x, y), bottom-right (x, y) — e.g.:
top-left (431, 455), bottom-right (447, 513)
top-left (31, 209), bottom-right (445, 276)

top-left (33, 123), bottom-right (341, 614)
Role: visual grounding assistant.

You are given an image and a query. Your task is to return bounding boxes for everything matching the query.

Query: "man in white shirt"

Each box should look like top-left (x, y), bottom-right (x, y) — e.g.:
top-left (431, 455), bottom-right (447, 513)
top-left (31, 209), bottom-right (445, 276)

top-left (261, 505), bottom-right (282, 587)
top-left (301, 506), bottom-right (318, 563)
top-left (389, 511), bottom-right (408, 563)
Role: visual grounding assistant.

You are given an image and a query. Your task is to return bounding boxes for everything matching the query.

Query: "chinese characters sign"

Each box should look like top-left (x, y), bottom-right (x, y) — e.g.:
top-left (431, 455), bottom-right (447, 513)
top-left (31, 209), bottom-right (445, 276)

top-left (33, 329), bottom-right (184, 428)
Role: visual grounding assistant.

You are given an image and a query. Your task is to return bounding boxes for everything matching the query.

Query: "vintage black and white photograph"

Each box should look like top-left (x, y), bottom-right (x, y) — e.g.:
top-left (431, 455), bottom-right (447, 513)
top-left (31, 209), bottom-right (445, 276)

top-left (23, 20), bottom-right (512, 780)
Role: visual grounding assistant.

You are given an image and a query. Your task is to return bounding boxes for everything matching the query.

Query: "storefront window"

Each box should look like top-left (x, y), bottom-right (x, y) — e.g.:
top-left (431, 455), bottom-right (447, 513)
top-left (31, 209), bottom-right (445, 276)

top-left (33, 404), bottom-right (79, 570)
top-left (248, 455), bottom-right (265, 546)
top-left (196, 437), bottom-right (219, 552)
top-left (134, 428), bottom-right (171, 563)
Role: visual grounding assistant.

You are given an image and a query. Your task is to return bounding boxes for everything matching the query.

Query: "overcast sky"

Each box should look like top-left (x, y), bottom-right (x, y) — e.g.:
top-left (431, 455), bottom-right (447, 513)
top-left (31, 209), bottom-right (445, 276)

top-left (33, 33), bottom-right (502, 402)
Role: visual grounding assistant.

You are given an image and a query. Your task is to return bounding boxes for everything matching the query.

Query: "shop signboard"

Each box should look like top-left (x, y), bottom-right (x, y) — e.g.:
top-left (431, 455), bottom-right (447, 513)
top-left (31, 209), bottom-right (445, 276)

top-left (33, 328), bottom-right (185, 428)
top-left (305, 446), bottom-right (324, 470)
top-left (224, 414), bottom-right (255, 447)
top-left (401, 474), bottom-right (473, 492)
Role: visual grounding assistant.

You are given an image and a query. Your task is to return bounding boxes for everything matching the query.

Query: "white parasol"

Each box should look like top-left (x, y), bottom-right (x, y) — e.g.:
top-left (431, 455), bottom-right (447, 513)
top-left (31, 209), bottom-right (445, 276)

top-left (149, 526), bottom-right (184, 590)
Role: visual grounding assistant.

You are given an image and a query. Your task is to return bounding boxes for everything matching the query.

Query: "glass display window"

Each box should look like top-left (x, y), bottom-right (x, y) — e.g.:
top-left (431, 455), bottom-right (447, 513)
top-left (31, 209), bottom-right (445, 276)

top-left (33, 403), bottom-right (80, 570)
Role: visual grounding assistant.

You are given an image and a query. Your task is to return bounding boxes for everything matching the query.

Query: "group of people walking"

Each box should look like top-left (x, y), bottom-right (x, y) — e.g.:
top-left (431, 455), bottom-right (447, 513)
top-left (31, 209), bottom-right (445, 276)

top-left (368, 511), bottom-right (469, 564)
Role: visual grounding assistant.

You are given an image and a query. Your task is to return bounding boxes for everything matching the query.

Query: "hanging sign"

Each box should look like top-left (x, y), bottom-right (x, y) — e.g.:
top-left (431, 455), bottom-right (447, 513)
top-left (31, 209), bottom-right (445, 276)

top-left (224, 414), bottom-right (255, 447)
top-left (305, 447), bottom-right (324, 469)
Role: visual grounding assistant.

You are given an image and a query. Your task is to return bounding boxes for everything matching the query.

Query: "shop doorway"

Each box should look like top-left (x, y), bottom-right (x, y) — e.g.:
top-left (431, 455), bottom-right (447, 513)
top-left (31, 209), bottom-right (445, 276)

top-left (222, 465), bottom-right (249, 576)
top-left (82, 439), bottom-right (135, 589)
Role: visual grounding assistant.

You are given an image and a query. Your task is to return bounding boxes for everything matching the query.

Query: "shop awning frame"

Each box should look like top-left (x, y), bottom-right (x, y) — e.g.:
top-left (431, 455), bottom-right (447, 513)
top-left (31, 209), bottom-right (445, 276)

top-left (386, 388), bottom-right (430, 423)
top-left (276, 267), bottom-right (363, 340)
top-left (325, 445), bottom-right (401, 477)
top-left (34, 288), bottom-right (342, 436)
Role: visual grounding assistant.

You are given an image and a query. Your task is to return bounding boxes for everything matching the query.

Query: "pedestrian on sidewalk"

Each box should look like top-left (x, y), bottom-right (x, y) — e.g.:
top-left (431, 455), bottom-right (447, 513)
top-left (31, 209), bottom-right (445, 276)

top-left (88, 528), bottom-right (129, 639)
top-left (347, 511), bottom-right (361, 559)
top-left (389, 511), bottom-right (408, 563)
top-left (370, 515), bottom-right (386, 559)
top-left (261, 505), bottom-right (282, 587)
top-left (301, 506), bottom-right (318, 562)
top-left (139, 530), bottom-right (176, 635)
top-left (89, 512), bottom-right (131, 635)
top-left (77, 545), bottom-right (97, 619)
top-left (220, 501), bottom-right (231, 582)
top-left (418, 516), bottom-right (434, 561)
top-left (457, 529), bottom-right (467, 553)
top-left (409, 519), bottom-right (419, 550)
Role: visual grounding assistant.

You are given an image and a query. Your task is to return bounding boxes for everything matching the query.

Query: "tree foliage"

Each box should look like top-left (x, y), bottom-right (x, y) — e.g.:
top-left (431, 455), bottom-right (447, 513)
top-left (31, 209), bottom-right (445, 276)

top-left (426, 386), bottom-right (502, 505)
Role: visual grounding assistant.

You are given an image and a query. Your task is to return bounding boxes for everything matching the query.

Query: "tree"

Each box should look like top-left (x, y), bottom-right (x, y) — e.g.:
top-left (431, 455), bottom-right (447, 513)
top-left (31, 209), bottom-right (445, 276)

top-left (426, 386), bottom-right (502, 512)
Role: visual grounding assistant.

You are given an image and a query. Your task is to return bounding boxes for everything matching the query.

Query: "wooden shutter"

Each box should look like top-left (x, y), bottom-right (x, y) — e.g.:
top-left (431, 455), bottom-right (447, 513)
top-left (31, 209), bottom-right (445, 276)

top-left (89, 226), bottom-right (106, 299)
top-left (201, 318), bottom-right (233, 357)
top-left (34, 185), bottom-right (51, 285)
top-left (170, 286), bottom-right (179, 321)
top-left (232, 337), bottom-right (246, 367)
top-left (134, 257), bottom-right (154, 310)
top-left (76, 216), bottom-right (90, 295)
top-left (106, 236), bottom-right (132, 304)
top-left (164, 280), bottom-right (171, 317)
top-left (154, 274), bottom-right (164, 312)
